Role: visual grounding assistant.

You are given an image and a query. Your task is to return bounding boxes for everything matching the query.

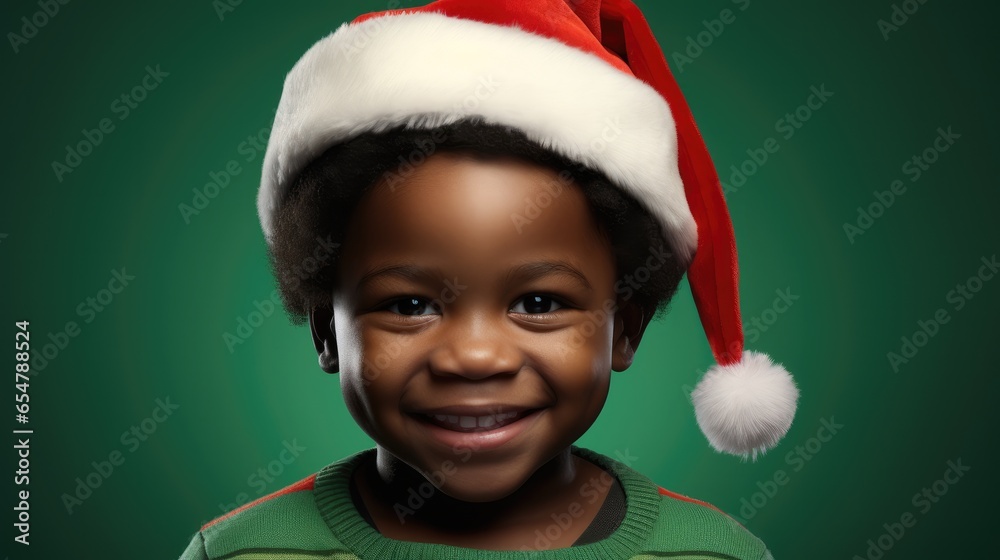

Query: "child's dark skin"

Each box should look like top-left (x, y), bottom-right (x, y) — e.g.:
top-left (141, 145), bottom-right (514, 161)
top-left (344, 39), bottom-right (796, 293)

top-left (309, 152), bottom-right (653, 550)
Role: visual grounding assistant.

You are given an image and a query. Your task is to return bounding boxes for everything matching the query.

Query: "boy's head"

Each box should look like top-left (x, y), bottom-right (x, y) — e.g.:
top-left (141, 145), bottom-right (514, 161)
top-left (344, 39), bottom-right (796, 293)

top-left (269, 121), bottom-right (681, 500)
top-left (257, 0), bottom-right (798, 462)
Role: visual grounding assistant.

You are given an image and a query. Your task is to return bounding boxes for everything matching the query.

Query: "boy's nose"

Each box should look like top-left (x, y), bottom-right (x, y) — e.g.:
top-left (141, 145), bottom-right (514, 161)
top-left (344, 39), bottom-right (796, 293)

top-left (427, 315), bottom-right (522, 380)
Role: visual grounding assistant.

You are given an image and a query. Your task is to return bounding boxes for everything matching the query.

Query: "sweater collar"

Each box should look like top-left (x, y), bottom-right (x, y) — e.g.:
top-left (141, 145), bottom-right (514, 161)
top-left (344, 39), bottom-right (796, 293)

top-left (313, 446), bottom-right (660, 559)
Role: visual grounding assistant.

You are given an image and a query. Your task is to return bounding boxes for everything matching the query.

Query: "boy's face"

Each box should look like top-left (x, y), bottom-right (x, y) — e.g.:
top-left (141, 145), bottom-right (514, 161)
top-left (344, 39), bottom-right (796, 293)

top-left (327, 152), bottom-right (640, 502)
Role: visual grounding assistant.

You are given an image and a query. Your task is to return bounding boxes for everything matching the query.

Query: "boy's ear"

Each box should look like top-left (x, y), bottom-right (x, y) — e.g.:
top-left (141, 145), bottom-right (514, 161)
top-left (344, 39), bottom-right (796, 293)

top-left (612, 300), bottom-right (653, 372)
top-left (308, 306), bottom-right (339, 374)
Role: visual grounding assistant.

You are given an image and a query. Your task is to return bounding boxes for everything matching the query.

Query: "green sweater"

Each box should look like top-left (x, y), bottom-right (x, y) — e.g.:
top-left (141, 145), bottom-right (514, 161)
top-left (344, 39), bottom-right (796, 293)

top-left (179, 447), bottom-right (773, 559)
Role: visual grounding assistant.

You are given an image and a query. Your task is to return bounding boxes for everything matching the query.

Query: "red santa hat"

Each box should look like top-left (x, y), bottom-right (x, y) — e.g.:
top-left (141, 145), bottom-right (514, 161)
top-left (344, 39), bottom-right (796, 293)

top-left (257, 0), bottom-right (799, 459)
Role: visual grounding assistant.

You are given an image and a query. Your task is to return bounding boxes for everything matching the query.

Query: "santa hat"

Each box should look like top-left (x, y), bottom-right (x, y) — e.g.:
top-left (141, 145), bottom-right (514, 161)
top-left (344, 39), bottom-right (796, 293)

top-left (257, 0), bottom-right (798, 459)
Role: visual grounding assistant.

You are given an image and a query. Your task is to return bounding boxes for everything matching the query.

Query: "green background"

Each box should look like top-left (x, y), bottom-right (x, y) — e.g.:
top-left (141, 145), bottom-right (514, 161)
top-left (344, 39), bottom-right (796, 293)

top-left (3, 0), bottom-right (997, 557)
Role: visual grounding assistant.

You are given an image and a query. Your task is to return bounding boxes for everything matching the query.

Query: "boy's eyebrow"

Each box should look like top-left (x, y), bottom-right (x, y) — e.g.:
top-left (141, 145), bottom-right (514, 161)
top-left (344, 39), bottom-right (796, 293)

top-left (504, 261), bottom-right (592, 291)
top-left (356, 264), bottom-right (435, 292)
top-left (355, 261), bottom-right (593, 291)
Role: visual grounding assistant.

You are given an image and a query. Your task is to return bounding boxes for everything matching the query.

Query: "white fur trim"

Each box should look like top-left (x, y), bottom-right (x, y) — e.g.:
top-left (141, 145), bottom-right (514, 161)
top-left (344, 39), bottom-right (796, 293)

top-left (691, 350), bottom-right (798, 460)
top-left (257, 11), bottom-right (697, 262)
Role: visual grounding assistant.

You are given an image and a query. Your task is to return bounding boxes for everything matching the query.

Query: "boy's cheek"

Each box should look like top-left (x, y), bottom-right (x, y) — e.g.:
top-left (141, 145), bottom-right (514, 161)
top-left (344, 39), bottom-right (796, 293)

top-left (340, 375), bottom-right (405, 437)
top-left (530, 326), bottom-right (615, 373)
top-left (533, 352), bottom-right (612, 407)
top-left (335, 319), bottom-right (404, 379)
top-left (338, 379), bottom-right (376, 437)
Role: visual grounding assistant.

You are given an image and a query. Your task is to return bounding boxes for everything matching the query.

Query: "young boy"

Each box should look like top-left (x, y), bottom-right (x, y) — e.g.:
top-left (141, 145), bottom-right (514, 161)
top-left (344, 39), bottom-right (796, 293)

top-left (180, 1), bottom-right (798, 558)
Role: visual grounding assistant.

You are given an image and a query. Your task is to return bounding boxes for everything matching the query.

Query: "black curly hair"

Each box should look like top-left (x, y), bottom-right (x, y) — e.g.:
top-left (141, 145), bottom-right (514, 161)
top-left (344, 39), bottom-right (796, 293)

top-left (267, 119), bottom-right (687, 326)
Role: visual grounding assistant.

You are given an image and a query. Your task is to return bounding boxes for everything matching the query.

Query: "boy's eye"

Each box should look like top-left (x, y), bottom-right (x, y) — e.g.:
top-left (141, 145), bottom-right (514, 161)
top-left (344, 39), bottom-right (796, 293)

top-left (385, 297), bottom-right (439, 316)
top-left (510, 294), bottom-right (564, 315)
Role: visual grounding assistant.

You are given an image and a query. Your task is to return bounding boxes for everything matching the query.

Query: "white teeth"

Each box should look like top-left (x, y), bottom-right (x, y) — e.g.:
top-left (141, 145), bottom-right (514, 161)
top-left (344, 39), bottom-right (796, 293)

top-left (427, 411), bottom-right (524, 429)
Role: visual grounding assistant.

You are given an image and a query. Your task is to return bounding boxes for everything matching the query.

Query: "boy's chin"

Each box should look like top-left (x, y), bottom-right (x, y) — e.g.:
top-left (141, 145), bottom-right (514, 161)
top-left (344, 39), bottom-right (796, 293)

top-left (416, 453), bottom-right (554, 503)
top-left (375, 440), bottom-right (578, 504)
top-left (435, 474), bottom-right (530, 503)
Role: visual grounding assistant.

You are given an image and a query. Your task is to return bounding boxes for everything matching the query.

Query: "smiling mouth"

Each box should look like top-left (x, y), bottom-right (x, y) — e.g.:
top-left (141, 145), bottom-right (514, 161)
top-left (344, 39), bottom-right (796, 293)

top-left (416, 409), bottom-right (538, 432)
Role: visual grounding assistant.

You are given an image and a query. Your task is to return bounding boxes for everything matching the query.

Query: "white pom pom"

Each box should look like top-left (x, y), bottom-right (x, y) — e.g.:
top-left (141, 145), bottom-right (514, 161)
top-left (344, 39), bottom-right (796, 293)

top-left (691, 350), bottom-right (799, 460)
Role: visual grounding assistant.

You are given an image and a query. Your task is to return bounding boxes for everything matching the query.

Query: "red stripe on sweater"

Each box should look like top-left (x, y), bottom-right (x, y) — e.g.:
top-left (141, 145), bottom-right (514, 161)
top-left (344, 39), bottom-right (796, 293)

top-left (656, 486), bottom-right (751, 530)
top-left (657, 486), bottom-right (723, 513)
top-left (202, 474), bottom-right (317, 531)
